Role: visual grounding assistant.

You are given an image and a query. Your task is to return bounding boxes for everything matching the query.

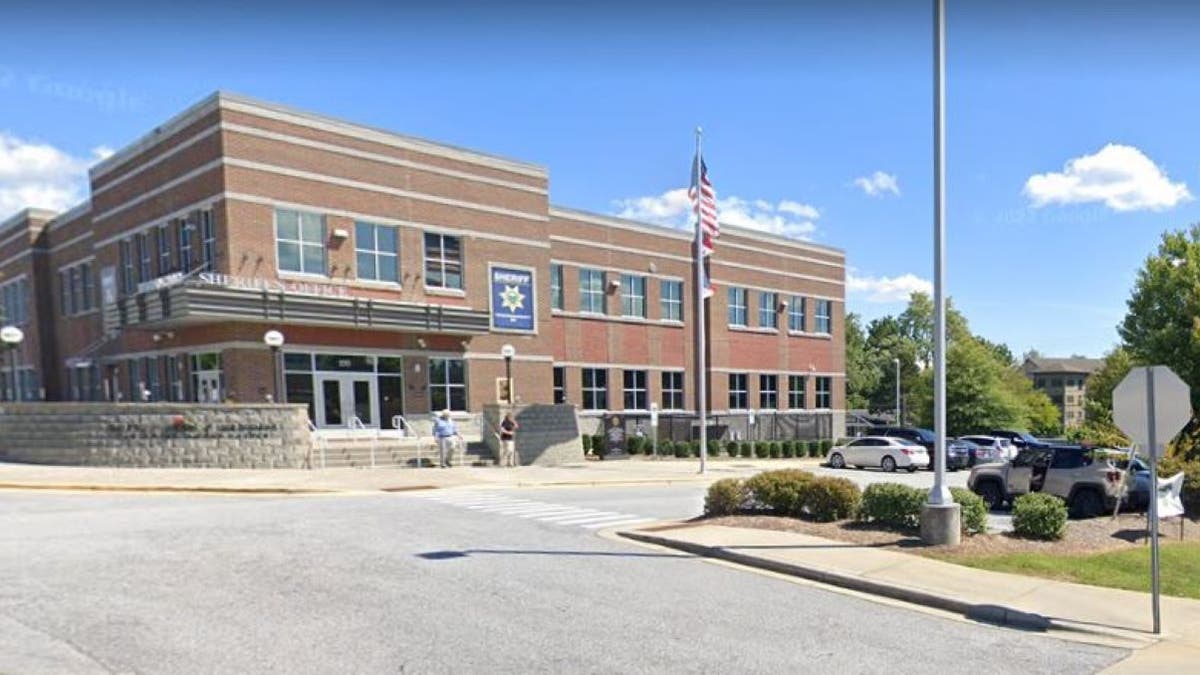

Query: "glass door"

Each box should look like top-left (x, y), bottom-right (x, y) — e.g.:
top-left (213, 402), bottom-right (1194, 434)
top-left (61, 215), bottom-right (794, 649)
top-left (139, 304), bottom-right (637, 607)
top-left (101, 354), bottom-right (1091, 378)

top-left (319, 378), bottom-right (344, 427)
top-left (316, 375), bottom-right (376, 428)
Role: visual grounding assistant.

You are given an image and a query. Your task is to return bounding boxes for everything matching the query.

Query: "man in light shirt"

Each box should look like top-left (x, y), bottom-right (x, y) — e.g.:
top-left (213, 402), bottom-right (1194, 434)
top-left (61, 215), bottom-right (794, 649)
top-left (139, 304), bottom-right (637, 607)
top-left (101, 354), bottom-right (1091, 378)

top-left (433, 409), bottom-right (461, 468)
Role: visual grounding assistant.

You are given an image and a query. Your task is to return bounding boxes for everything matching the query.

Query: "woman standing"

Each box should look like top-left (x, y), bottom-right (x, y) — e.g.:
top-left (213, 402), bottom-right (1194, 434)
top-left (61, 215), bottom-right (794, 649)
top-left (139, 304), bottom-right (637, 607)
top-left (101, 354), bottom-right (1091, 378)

top-left (498, 412), bottom-right (520, 467)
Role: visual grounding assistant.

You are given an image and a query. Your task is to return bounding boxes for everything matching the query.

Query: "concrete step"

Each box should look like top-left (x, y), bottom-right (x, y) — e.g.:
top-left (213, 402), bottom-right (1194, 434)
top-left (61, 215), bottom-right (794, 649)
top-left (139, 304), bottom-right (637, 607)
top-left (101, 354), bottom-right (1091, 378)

top-left (313, 441), bottom-right (495, 468)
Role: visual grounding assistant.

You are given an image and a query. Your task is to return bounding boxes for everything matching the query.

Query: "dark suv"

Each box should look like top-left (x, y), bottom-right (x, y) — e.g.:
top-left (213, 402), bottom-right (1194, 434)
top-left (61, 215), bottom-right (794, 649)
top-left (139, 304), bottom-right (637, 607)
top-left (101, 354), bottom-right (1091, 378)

top-left (987, 430), bottom-right (1049, 450)
top-left (866, 426), bottom-right (970, 471)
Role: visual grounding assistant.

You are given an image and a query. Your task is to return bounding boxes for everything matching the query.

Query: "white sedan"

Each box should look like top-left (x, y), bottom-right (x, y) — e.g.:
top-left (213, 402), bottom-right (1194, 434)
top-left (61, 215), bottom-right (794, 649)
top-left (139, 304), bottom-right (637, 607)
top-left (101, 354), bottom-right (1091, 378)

top-left (827, 436), bottom-right (931, 473)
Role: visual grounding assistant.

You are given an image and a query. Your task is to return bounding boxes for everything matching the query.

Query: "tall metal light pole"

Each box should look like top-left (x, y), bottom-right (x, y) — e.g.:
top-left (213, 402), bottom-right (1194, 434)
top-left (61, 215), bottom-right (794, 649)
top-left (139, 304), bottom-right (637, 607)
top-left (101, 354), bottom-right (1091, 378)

top-left (1, 326), bottom-right (24, 401)
top-left (501, 344), bottom-right (515, 405)
top-left (893, 357), bottom-right (901, 424)
top-left (263, 329), bottom-right (285, 403)
top-left (921, 0), bottom-right (961, 545)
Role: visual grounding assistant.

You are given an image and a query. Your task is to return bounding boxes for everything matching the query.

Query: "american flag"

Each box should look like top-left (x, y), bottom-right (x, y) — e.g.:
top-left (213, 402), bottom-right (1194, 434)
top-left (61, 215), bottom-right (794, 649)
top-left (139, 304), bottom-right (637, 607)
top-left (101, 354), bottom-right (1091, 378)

top-left (690, 155), bottom-right (718, 256)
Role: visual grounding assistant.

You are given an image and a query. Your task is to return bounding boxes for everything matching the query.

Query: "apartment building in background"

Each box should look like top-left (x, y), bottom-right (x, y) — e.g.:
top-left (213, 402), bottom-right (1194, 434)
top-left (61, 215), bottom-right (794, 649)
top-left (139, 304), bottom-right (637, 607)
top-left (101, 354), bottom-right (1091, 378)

top-left (1022, 356), bottom-right (1103, 429)
top-left (0, 92), bottom-right (846, 437)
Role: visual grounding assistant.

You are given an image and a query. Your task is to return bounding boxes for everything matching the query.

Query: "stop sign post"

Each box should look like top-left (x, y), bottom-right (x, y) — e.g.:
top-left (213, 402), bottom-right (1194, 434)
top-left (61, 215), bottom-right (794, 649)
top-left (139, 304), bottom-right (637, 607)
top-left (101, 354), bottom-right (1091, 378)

top-left (1112, 365), bottom-right (1193, 636)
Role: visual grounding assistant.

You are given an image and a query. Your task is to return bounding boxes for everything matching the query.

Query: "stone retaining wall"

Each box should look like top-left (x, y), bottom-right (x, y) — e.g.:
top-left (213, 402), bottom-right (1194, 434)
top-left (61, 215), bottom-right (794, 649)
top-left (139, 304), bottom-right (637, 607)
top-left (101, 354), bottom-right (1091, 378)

top-left (0, 403), bottom-right (313, 468)
top-left (482, 403), bottom-right (583, 466)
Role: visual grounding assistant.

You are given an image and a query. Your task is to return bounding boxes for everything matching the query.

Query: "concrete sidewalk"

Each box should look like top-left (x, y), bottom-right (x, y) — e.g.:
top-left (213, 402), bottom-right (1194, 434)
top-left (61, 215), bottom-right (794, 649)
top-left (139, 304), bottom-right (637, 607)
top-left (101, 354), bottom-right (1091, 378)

top-left (620, 524), bottom-right (1200, 672)
top-left (0, 457), bottom-right (819, 494)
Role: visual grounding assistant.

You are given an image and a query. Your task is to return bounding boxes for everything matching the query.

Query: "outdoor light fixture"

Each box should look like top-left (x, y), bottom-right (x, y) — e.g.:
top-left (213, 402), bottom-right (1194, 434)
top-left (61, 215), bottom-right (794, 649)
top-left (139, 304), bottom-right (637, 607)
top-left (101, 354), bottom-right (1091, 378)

top-left (500, 344), bottom-right (516, 405)
top-left (263, 329), bottom-right (285, 403)
top-left (1, 325), bottom-right (25, 401)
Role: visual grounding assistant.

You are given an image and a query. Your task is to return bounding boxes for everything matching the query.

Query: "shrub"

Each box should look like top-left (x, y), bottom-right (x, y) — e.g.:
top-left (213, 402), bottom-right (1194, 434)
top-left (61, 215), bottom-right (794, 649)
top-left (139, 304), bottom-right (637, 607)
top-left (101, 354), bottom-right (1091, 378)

top-left (704, 478), bottom-right (748, 517)
top-left (1012, 493), bottom-right (1068, 540)
top-left (858, 483), bottom-right (925, 530)
top-left (769, 442), bottom-right (782, 459)
top-left (819, 439), bottom-right (834, 454)
top-left (782, 441), bottom-right (795, 458)
top-left (1158, 456), bottom-right (1200, 517)
top-left (812, 442), bottom-right (825, 458)
top-left (592, 435), bottom-right (606, 458)
top-left (744, 469), bottom-right (815, 516)
top-left (675, 441), bottom-right (690, 459)
top-left (951, 487), bottom-right (988, 535)
top-left (691, 441), bottom-right (702, 458)
top-left (740, 442), bottom-right (753, 458)
top-left (754, 442), bottom-right (770, 459)
top-left (726, 441), bottom-right (741, 458)
top-left (581, 435), bottom-right (592, 453)
top-left (626, 436), bottom-right (641, 455)
top-left (803, 476), bottom-right (862, 522)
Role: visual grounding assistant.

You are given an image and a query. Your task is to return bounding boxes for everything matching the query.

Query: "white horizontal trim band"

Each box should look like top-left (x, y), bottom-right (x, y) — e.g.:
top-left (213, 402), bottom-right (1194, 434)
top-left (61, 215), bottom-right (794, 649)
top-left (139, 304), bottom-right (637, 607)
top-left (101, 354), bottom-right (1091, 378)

top-left (549, 235), bottom-right (692, 263)
top-left (91, 126), bottom-right (223, 198)
top-left (93, 159), bottom-right (224, 223)
top-left (50, 231), bottom-right (95, 254)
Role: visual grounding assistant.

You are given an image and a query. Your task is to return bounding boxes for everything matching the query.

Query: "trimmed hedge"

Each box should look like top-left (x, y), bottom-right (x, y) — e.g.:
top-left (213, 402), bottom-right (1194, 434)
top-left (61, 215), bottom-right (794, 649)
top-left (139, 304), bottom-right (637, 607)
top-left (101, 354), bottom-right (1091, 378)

top-left (950, 487), bottom-right (988, 535)
top-left (691, 441), bottom-right (702, 458)
top-left (782, 441), bottom-right (795, 458)
top-left (745, 469), bottom-right (815, 516)
top-left (769, 442), bottom-right (782, 459)
top-left (675, 441), bottom-right (690, 458)
top-left (705, 478), bottom-right (748, 516)
top-left (754, 442), bottom-right (770, 459)
top-left (858, 483), bottom-right (925, 530)
top-left (581, 435), bottom-right (592, 453)
top-left (819, 439), bottom-right (834, 455)
top-left (740, 442), bottom-right (753, 458)
top-left (804, 476), bottom-right (862, 522)
top-left (592, 435), bottom-right (605, 458)
top-left (626, 436), bottom-right (642, 455)
top-left (1012, 493), bottom-right (1067, 540)
top-left (727, 441), bottom-right (741, 458)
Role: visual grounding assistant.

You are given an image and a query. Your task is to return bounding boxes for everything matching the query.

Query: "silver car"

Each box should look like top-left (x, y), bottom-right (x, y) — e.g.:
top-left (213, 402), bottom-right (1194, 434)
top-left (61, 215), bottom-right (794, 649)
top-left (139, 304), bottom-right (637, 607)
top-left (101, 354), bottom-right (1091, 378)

top-left (958, 435), bottom-right (1015, 464)
top-left (828, 436), bottom-right (931, 473)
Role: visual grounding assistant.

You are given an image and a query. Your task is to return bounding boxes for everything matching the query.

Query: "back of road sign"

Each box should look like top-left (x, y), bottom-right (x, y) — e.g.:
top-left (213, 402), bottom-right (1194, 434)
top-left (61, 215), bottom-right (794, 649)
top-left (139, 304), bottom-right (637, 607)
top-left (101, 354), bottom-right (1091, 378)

top-left (1112, 366), bottom-right (1192, 459)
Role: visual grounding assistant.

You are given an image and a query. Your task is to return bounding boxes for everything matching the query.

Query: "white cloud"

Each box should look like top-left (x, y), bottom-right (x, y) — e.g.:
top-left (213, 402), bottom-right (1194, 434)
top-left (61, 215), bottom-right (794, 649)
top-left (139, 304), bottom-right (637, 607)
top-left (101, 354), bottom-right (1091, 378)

top-left (612, 190), bottom-right (820, 240)
top-left (847, 272), bottom-right (931, 303)
top-left (853, 171), bottom-right (900, 197)
top-left (1024, 144), bottom-right (1191, 212)
top-left (0, 132), bottom-right (108, 218)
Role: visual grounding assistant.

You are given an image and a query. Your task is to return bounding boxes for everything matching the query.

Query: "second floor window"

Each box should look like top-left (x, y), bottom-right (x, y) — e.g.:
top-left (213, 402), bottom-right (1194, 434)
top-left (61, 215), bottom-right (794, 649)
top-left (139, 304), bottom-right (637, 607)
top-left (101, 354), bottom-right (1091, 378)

top-left (0, 278), bottom-right (28, 325)
top-left (759, 292), bottom-right (778, 329)
top-left (815, 299), bottom-right (832, 334)
top-left (119, 238), bottom-right (134, 295)
top-left (550, 264), bottom-right (564, 310)
top-left (727, 287), bottom-right (747, 326)
top-left (660, 280), bottom-right (682, 321)
top-left (201, 210), bottom-right (216, 271)
top-left (424, 232), bottom-right (463, 290)
top-left (355, 222), bottom-right (399, 283)
top-left (789, 296), bottom-right (805, 332)
top-left (579, 268), bottom-right (605, 314)
top-left (276, 209), bottom-right (325, 275)
top-left (621, 274), bottom-right (646, 318)
top-left (136, 232), bottom-right (151, 284)
top-left (178, 218), bottom-right (194, 274)
top-left (157, 223), bottom-right (172, 275)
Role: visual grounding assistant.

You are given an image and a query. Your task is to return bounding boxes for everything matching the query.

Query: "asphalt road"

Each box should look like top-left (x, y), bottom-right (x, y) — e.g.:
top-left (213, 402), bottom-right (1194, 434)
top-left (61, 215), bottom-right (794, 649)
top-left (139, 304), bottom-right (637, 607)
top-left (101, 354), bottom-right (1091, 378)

top-left (0, 488), bottom-right (1121, 674)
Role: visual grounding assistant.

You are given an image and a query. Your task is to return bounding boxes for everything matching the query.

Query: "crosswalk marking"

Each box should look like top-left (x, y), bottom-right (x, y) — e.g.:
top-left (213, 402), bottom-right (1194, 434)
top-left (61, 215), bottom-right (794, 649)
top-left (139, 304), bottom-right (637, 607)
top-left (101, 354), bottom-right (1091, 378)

top-left (416, 491), bottom-right (652, 531)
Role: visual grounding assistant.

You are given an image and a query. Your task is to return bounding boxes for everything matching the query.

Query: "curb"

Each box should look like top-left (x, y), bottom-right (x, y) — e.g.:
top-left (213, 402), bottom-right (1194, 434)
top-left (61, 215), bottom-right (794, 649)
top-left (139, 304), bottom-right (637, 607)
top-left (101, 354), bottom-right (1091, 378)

top-left (0, 483), bottom-right (336, 495)
top-left (618, 529), bottom-right (1053, 633)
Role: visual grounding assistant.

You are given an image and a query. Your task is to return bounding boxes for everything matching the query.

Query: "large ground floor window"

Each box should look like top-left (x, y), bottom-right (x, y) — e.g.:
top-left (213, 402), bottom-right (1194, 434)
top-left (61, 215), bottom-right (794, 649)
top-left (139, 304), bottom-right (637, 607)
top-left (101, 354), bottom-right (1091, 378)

top-left (429, 357), bottom-right (466, 413)
top-left (285, 351), bottom-right (419, 429)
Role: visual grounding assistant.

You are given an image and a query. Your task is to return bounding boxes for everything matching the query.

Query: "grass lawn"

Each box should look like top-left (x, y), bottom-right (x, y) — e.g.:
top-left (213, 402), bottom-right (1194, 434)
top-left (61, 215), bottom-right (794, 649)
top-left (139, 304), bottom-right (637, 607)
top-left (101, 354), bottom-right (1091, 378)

top-left (941, 542), bottom-right (1200, 599)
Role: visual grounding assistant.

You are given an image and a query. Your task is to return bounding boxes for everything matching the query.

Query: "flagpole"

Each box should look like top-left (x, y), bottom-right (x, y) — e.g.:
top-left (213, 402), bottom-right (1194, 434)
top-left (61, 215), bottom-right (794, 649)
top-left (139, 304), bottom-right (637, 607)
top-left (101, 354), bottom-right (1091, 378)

top-left (694, 127), bottom-right (708, 475)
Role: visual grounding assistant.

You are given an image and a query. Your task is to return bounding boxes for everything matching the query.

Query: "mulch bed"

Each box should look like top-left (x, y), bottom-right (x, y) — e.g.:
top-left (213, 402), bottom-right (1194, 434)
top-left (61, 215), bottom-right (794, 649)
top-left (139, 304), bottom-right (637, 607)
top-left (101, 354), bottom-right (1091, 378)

top-left (703, 513), bottom-right (1200, 557)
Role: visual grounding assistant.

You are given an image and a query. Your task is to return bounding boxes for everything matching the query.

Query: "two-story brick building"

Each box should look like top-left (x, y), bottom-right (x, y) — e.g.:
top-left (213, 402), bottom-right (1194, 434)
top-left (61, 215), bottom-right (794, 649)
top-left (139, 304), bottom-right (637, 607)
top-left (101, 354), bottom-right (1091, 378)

top-left (0, 92), bottom-right (846, 438)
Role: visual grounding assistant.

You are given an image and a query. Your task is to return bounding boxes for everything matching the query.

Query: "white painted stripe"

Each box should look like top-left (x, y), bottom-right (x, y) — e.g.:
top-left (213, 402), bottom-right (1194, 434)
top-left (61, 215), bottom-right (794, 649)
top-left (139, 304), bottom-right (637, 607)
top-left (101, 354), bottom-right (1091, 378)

top-left (467, 500), bottom-right (537, 510)
top-left (518, 507), bottom-right (588, 519)
top-left (484, 504), bottom-right (569, 516)
top-left (539, 511), bottom-right (626, 525)
top-left (439, 496), bottom-right (514, 506)
top-left (533, 510), bottom-right (622, 523)
top-left (579, 518), bottom-right (653, 530)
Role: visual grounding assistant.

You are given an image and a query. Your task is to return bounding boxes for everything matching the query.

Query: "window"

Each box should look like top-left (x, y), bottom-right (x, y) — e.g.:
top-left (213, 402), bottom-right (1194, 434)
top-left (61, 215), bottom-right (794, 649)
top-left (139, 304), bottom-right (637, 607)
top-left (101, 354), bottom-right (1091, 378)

top-left (788, 375), bottom-right (807, 409)
top-left (553, 366), bottom-right (566, 404)
top-left (119, 238), bottom-right (134, 295)
top-left (1, 278), bottom-right (28, 325)
top-left (200, 210), bottom-right (216, 271)
top-left (623, 370), bottom-right (647, 410)
top-left (728, 373), bottom-right (748, 409)
top-left (67, 267), bottom-right (79, 315)
top-left (176, 218), bottom-right (194, 274)
top-left (815, 376), bottom-right (832, 409)
top-left (128, 358), bottom-right (141, 401)
top-left (165, 355), bottom-right (182, 402)
top-left (582, 368), bottom-right (608, 410)
top-left (660, 280), bottom-right (683, 322)
top-left (579, 268), bottom-right (606, 314)
top-left (145, 357), bottom-right (161, 401)
top-left (157, 223), bottom-right (172, 275)
top-left (661, 371), bottom-right (684, 410)
top-left (423, 232), bottom-right (463, 289)
top-left (727, 287), bottom-right (748, 326)
top-left (58, 271), bottom-right (68, 316)
top-left (276, 209), bottom-right (325, 275)
top-left (136, 232), bottom-right (151, 284)
top-left (788, 296), bottom-right (805, 332)
top-left (1035, 377), bottom-right (1045, 388)
top-left (355, 222), bottom-right (399, 283)
top-left (621, 274), bottom-right (646, 318)
top-left (759, 374), bottom-right (778, 409)
top-left (550, 264), bottom-right (564, 310)
top-left (80, 263), bottom-right (92, 311)
top-left (429, 358), bottom-right (467, 411)
top-left (815, 299), bottom-right (832, 334)
top-left (758, 292), bottom-right (778, 329)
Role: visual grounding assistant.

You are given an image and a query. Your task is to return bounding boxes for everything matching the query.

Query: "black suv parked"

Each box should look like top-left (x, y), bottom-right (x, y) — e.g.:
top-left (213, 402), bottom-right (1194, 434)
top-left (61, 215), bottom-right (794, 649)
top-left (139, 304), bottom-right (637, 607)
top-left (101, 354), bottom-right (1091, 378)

top-left (865, 426), bottom-right (970, 471)
top-left (987, 430), bottom-right (1049, 450)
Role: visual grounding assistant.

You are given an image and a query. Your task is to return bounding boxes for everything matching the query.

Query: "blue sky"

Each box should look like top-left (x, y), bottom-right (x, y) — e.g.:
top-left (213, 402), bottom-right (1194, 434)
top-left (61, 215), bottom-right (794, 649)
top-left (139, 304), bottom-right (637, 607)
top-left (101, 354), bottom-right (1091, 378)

top-left (3, 0), bottom-right (1199, 359)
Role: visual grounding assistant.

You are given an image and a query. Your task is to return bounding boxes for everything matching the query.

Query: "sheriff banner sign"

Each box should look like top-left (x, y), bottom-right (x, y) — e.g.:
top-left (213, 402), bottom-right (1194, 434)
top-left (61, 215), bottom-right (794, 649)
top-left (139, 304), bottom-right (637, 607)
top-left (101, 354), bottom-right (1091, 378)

top-left (490, 266), bottom-right (535, 332)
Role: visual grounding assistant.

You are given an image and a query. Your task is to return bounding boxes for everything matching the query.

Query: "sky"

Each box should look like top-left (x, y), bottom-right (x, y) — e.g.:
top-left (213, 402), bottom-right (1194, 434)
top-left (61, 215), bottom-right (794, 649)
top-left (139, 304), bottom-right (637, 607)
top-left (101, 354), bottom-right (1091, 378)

top-left (3, 0), bottom-right (1200, 359)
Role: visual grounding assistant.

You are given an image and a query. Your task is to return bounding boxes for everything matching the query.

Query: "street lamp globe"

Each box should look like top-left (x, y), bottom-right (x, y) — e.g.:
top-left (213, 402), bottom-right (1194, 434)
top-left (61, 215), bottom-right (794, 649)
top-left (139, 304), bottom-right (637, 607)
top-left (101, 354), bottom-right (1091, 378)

top-left (500, 344), bottom-right (516, 360)
top-left (0, 325), bottom-right (23, 347)
top-left (263, 329), bottom-right (285, 348)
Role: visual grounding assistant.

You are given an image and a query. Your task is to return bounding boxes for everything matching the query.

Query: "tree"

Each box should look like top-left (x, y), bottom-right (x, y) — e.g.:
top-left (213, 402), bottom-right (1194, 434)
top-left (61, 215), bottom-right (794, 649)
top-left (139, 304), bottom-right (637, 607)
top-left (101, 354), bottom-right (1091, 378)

top-left (1084, 347), bottom-right (1134, 425)
top-left (911, 337), bottom-right (1024, 435)
top-left (844, 313), bottom-right (880, 410)
top-left (1119, 225), bottom-right (1200, 409)
top-left (978, 337), bottom-right (1016, 368)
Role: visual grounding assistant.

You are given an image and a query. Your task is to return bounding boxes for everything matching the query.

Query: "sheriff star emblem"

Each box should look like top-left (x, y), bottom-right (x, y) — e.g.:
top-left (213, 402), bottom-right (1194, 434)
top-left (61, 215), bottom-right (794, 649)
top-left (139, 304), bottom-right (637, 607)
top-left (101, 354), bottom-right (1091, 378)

top-left (500, 285), bottom-right (525, 314)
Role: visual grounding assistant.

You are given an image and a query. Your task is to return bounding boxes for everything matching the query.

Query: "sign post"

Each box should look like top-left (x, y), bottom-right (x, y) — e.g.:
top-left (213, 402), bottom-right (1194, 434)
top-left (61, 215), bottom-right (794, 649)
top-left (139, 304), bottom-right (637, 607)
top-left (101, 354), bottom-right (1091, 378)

top-left (1112, 365), bottom-right (1192, 636)
top-left (650, 403), bottom-right (659, 460)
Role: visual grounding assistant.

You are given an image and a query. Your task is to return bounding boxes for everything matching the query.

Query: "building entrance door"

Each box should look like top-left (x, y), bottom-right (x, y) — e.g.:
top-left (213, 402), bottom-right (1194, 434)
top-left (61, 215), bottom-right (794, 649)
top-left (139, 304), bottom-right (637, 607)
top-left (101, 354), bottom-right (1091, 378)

top-left (316, 374), bottom-right (376, 428)
top-left (194, 372), bottom-right (222, 403)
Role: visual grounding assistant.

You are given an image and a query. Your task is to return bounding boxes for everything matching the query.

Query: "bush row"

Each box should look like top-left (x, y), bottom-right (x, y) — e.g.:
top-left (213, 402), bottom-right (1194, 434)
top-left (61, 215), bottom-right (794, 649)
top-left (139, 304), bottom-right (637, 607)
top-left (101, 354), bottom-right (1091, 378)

top-left (585, 437), bottom-right (835, 459)
top-left (709, 472), bottom-right (989, 535)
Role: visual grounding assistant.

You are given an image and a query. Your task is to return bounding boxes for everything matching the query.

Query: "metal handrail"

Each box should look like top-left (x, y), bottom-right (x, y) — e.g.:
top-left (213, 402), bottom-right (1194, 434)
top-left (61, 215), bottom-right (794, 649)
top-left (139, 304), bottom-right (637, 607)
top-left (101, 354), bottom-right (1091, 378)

top-left (348, 416), bottom-right (376, 468)
top-left (392, 415), bottom-right (425, 468)
top-left (307, 420), bottom-right (326, 470)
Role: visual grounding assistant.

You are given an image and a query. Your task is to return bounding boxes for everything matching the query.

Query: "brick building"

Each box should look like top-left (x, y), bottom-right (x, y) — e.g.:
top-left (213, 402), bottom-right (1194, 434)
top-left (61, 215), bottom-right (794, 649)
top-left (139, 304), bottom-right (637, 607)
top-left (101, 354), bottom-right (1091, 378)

top-left (0, 92), bottom-right (846, 437)
top-left (1022, 356), bottom-right (1102, 429)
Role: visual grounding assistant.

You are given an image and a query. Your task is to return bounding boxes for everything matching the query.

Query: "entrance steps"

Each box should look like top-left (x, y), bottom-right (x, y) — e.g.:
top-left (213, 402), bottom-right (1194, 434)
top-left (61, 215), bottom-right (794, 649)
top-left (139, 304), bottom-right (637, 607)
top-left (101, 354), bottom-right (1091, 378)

top-left (311, 436), bottom-right (495, 468)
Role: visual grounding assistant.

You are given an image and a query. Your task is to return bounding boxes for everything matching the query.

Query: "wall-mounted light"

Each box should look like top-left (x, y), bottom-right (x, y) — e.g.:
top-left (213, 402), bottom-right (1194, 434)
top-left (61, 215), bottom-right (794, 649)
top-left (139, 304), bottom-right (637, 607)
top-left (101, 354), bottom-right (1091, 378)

top-left (777, 301), bottom-right (788, 313)
top-left (416, 338), bottom-right (427, 349)
top-left (331, 228), bottom-right (350, 240)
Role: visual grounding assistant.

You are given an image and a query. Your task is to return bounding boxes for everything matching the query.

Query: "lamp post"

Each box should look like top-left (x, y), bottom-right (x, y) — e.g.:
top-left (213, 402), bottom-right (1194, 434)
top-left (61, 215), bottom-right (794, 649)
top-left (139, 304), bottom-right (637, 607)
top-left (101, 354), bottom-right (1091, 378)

top-left (263, 329), bottom-right (285, 403)
top-left (1, 326), bottom-right (24, 402)
top-left (894, 357), bottom-right (901, 424)
top-left (500, 344), bottom-right (515, 405)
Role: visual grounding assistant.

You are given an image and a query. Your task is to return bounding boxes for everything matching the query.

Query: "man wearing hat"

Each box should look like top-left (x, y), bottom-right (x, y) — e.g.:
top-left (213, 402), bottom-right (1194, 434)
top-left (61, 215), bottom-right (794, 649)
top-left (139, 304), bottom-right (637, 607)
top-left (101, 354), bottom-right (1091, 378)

top-left (433, 409), bottom-right (461, 468)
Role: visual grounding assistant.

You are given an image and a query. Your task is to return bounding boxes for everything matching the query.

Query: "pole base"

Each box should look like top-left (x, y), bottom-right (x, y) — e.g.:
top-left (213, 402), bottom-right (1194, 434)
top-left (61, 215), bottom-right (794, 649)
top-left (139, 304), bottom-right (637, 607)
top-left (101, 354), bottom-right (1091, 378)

top-left (920, 503), bottom-right (961, 546)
